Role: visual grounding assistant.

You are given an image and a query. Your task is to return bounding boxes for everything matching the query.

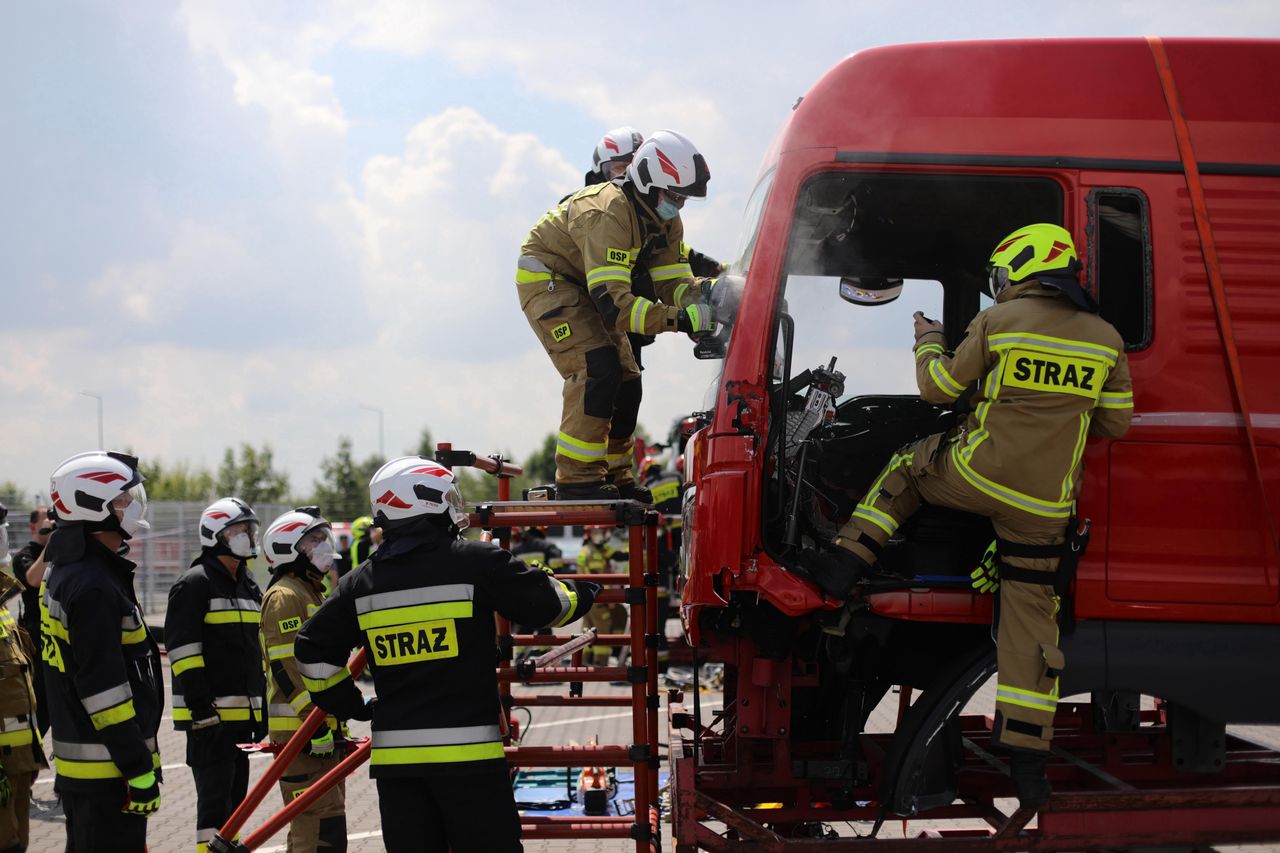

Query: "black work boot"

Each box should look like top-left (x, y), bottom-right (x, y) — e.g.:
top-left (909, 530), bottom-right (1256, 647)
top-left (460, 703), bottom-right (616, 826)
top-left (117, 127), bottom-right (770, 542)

top-left (797, 547), bottom-right (870, 598)
top-left (615, 481), bottom-right (653, 503)
top-left (555, 481), bottom-right (621, 501)
top-left (1008, 747), bottom-right (1052, 809)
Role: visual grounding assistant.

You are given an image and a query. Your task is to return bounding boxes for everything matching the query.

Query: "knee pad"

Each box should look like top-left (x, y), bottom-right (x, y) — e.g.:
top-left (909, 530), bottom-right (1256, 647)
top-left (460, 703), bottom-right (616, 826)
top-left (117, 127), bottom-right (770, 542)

top-left (610, 378), bottom-right (643, 438)
top-left (318, 814), bottom-right (348, 851)
top-left (584, 346), bottom-right (622, 419)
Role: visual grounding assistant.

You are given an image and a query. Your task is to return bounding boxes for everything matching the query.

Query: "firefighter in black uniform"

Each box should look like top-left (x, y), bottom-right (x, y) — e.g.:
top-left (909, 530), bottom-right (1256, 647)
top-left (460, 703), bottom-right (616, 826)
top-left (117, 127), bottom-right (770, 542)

top-left (42, 451), bottom-right (163, 852)
top-left (10, 506), bottom-right (52, 737)
top-left (164, 497), bottom-right (267, 853)
top-left (295, 457), bottom-right (599, 853)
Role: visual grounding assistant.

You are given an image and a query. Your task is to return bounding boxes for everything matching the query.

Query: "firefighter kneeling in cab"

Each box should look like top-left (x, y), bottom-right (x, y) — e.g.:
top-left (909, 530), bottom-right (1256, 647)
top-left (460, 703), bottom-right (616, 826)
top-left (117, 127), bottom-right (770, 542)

top-left (294, 457), bottom-right (599, 852)
top-left (803, 224), bottom-right (1133, 807)
top-left (259, 507), bottom-right (348, 852)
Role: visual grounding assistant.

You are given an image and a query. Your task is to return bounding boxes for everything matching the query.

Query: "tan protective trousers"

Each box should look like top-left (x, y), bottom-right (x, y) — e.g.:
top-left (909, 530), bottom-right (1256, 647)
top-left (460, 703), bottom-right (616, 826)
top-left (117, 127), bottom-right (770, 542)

top-left (276, 751), bottom-right (346, 852)
top-left (0, 766), bottom-right (33, 850)
top-left (583, 603), bottom-right (628, 664)
top-left (836, 432), bottom-right (1066, 752)
top-left (519, 268), bottom-right (642, 487)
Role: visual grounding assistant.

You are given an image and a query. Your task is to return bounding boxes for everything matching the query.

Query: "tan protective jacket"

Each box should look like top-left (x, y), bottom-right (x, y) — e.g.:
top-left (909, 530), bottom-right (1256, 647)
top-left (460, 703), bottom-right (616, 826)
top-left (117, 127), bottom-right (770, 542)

top-left (914, 281), bottom-right (1133, 519)
top-left (519, 181), bottom-right (703, 337)
top-left (260, 572), bottom-right (337, 743)
top-left (0, 575), bottom-right (43, 774)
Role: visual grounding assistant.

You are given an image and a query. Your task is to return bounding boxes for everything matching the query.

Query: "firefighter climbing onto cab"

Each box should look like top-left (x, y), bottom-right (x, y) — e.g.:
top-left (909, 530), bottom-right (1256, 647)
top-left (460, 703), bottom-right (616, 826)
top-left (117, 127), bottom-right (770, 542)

top-left (293, 457), bottom-right (599, 852)
top-left (517, 130), bottom-right (717, 501)
top-left (259, 507), bottom-right (348, 852)
top-left (802, 224), bottom-right (1133, 807)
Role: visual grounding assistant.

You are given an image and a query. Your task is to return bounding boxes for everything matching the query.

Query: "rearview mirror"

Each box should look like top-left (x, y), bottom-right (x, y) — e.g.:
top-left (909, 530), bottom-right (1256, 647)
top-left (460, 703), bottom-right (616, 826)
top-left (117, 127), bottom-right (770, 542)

top-left (839, 277), bottom-right (903, 306)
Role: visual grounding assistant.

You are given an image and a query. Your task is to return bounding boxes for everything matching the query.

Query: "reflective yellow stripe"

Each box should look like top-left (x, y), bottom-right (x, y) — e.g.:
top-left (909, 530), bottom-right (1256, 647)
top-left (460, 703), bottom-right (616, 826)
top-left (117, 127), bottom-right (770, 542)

top-left (649, 262), bottom-right (692, 282)
top-left (171, 655), bottom-right (205, 676)
top-left (552, 580), bottom-right (580, 628)
top-left (300, 669), bottom-right (352, 694)
top-left (928, 360), bottom-right (965, 398)
top-left (0, 729), bottom-right (32, 747)
top-left (852, 506), bottom-right (897, 537)
top-left (629, 297), bottom-right (652, 334)
top-left (606, 445), bottom-right (634, 467)
top-left (370, 741), bottom-right (505, 766)
top-left (988, 332), bottom-right (1118, 366)
top-left (121, 625), bottom-right (148, 645)
top-left (915, 343), bottom-right (945, 359)
top-left (1061, 413), bottom-right (1090, 502)
top-left (951, 446), bottom-right (1073, 518)
top-left (586, 265), bottom-right (631, 287)
top-left (673, 281), bottom-right (690, 307)
top-left (204, 610), bottom-right (261, 625)
top-left (515, 267), bottom-right (552, 285)
top-left (356, 601), bottom-right (473, 631)
top-left (288, 692), bottom-right (311, 712)
top-left (267, 644), bottom-right (293, 661)
top-left (1097, 392), bottom-right (1133, 409)
top-left (172, 706), bottom-right (260, 723)
top-left (90, 700), bottom-right (136, 730)
top-left (556, 432), bottom-right (607, 462)
top-left (269, 717), bottom-right (304, 732)
top-left (996, 684), bottom-right (1058, 711)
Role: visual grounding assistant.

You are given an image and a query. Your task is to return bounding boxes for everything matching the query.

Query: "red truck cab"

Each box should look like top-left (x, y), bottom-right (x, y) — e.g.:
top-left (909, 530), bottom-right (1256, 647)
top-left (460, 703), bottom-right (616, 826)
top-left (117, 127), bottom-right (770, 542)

top-left (676, 37), bottom-right (1280, 828)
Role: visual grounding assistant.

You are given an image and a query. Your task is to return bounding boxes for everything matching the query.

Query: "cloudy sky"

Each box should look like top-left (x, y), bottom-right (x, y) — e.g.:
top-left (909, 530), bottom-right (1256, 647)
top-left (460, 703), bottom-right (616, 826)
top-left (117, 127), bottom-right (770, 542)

top-left (3, 1), bottom-right (1277, 500)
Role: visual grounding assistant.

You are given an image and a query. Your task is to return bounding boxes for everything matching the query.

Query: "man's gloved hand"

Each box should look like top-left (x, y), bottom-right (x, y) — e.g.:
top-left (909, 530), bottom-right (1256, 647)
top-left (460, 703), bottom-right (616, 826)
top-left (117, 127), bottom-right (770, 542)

top-left (0, 763), bottom-right (10, 807)
top-left (308, 728), bottom-right (335, 759)
top-left (122, 771), bottom-right (161, 816)
top-left (349, 696), bottom-right (377, 722)
top-left (677, 303), bottom-right (715, 336)
top-left (796, 547), bottom-right (867, 599)
top-left (576, 581), bottom-right (603, 607)
top-left (190, 707), bottom-right (221, 731)
top-left (970, 541), bottom-right (1000, 594)
top-left (913, 310), bottom-right (944, 339)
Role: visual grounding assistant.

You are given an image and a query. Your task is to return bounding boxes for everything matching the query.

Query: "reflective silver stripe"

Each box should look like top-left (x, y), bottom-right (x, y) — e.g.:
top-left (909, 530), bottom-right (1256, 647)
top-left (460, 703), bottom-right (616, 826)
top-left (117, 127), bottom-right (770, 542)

top-left (0, 717), bottom-right (26, 732)
top-left (81, 683), bottom-right (134, 714)
top-left (208, 597), bottom-right (261, 612)
top-left (297, 660), bottom-right (344, 680)
top-left (120, 609), bottom-right (144, 631)
top-left (550, 581), bottom-right (573, 625)
top-left (372, 725), bottom-right (502, 748)
top-left (517, 255), bottom-right (552, 274)
top-left (213, 695), bottom-right (262, 709)
top-left (196, 828), bottom-right (218, 843)
top-left (171, 694), bottom-right (186, 708)
top-left (354, 584), bottom-right (474, 615)
top-left (268, 704), bottom-right (298, 718)
top-left (168, 642), bottom-right (203, 661)
top-left (987, 333), bottom-right (1118, 365)
top-left (53, 737), bottom-right (157, 761)
top-left (1130, 411), bottom-right (1280, 429)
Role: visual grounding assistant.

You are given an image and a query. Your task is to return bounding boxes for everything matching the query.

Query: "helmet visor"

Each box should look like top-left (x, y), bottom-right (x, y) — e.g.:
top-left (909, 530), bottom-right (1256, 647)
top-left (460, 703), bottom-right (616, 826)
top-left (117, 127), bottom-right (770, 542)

top-left (128, 483), bottom-right (150, 531)
top-left (447, 487), bottom-right (469, 531)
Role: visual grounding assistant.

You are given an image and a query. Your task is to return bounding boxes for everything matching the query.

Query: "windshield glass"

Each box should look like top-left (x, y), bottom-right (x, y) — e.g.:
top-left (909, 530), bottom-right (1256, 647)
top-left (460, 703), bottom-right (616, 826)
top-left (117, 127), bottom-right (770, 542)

top-left (730, 169), bottom-right (776, 275)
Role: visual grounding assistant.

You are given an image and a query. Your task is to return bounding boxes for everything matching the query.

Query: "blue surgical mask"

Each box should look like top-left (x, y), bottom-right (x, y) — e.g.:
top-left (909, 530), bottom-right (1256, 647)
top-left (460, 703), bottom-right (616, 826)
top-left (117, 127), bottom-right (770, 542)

top-left (655, 198), bottom-right (681, 221)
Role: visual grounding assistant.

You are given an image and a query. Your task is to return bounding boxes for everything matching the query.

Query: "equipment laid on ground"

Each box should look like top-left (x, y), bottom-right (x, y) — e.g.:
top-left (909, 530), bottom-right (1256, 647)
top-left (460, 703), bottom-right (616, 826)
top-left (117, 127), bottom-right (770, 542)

top-left (669, 36), bottom-right (1280, 850)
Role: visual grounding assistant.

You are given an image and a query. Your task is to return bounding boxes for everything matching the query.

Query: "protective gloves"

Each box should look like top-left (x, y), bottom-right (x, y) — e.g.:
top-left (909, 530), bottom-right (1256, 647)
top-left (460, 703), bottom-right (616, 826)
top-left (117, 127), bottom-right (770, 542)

top-left (796, 547), bottom-right (868, 599)
top-left (970, 541), bottom-right (1000, 593)
top-left (190, 707), bottom-right (221, 731)
top-left (677, 303), bottom-right (715, 335)
top-left (308, 728), bottom-right (336, 759)
top-left (122, 771), bottom-right (161, 816)
top-left (349, 696), bottom-right (377, 722)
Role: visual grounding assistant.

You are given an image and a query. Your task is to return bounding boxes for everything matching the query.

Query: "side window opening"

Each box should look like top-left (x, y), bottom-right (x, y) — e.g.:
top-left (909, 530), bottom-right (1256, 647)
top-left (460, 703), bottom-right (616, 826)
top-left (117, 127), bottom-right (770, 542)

top-left (1089, 189), bottom-right (1153, 350)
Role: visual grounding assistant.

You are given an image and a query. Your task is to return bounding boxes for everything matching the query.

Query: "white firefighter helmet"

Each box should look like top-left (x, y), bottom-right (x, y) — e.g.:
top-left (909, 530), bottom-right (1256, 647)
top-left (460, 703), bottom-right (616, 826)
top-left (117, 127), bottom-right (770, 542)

top-left (368, 456), bottom-right (469, 531)
top-left (199, 497), bottom-right (260, 555)
top-left (626, 130), bottom-right (710, 198)
top-left (49, 451), bottom-right (148, 529)
top-left (263, 507), bottom-right (332, 571)
top-left (593, 126), bottom-right (644, 177)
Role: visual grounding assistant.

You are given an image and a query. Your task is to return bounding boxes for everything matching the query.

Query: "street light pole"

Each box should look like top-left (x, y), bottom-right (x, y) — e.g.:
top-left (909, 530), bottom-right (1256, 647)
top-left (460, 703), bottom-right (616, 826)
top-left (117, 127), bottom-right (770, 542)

top-left (81, 390), bottom-right (104, 449)
top-left (360, 405), bottom-right (385, 458)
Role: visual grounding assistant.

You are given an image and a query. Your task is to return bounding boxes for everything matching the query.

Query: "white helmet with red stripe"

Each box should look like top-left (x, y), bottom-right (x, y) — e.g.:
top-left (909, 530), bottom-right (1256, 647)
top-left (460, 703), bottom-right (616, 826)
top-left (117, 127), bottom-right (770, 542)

top-left (592, 126), bottom-right (644, 179)
top-left (49, 451), bottom-right (148, 532)
top-left (263, 507), bottom-right (332, 572)
top-left (199, 497), bottom-right (260, 556)
top-left (369, 456), bottom-right (469, 532)
top-left (625, 130), bottom-right (710, 198)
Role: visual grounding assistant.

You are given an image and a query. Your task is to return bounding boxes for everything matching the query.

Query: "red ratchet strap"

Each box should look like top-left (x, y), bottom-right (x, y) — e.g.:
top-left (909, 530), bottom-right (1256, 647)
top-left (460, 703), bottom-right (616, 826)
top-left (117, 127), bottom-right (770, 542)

top-left (1148, 35), bottom-right (1280, 559)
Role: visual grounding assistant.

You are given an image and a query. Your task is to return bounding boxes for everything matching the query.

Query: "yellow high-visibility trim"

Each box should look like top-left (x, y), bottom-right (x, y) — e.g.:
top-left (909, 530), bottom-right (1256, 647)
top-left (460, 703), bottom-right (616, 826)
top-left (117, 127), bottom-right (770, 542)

top-left (267, 644), bottom-right (294, 661)
top-left (121, 625), bottom-right (148, 645)
top-left (172, 707), bottom-right (258, 723)
top-left (629, 297), bottom-right (652, 334)
top-left (551, 580), bottom-right (579, 628)
top-left (586, 265), bottom-right (632, 287)
top-left (299, 668), bottom-right (351, 693)
top-left (171, 655), bottom-right (206, 676)
top-left (0, 729), bottom-right (33, 747)
top-left (996, 683), bottom-right (1059, 711)
top-left (370, 741), bottom-right (506, 766)
top-left (556, 432), bottom-right (607, 462)
top-left (1097, 392), bottom-right (1133, 409)
top-left (356, 601), bottom-right (473, 631)
top-left (988, 332), bottom-right (1118, 366)
top-left (1062, 413), bottom-right (1091, 502)
top-left (928, 360), bottom-right (965, 398)
top-left (288, 692), bottom-right (311, 712)
top-left (915, 343), bottom-right (945, 359)
top-left (952, 446), bottom-right (1072, 518)
top-left (852, 506), bottom-right (898, 537)
top-left (90, 701), bottom-right (136, 730)
top-left (673, 282), bottom-right (690, 307)
top-left (515, 267), bottom-right (552, 285)
top-left (204, 610), bottom-right (261, 625)
top-left (649, 263), bottom-right (692, 282)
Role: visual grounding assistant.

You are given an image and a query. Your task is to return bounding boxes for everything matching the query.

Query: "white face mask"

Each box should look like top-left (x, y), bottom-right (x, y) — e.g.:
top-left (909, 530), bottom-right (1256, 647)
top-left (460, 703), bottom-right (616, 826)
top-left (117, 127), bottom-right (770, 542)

top-left (117, 500), bottom-right (150, 538)
top-left (226, 531), bottom-right (256, 558)
top-left (305, 540), bottom-right (335, 570)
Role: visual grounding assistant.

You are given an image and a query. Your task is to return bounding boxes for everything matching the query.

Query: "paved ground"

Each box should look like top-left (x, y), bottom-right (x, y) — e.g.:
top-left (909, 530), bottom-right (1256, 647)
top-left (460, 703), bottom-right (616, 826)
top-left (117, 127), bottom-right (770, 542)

top-left (22, 616), bottom-right (1280, 851)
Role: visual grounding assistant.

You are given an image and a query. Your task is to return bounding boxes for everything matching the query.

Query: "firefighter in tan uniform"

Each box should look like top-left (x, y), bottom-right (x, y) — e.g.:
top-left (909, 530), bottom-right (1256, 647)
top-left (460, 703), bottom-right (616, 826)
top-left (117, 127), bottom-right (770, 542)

top-left (0, 573), bottom-right (45, 853)
top-left (259, 508), bottom-right (347, 852)
top-left (518, 130), bottom-right (716, 502)
top-left (805, 224), bottom-right (1133, 807)
top-left (577, 526), bottom-right (627, 665)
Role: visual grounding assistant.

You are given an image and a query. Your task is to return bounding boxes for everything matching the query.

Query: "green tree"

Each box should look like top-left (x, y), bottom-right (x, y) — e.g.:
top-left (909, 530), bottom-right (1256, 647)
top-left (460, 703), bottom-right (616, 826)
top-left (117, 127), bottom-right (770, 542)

top-left (413, 428), bottom-right (435, 458)
top-left (141, 459), bottom-right (217, 502)
top-left (523, 433), bottom-right (557, 484)
top-left (312, 436), bottom-right (384, 521)
top-left (216, 443), bottom-right (290, 505)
